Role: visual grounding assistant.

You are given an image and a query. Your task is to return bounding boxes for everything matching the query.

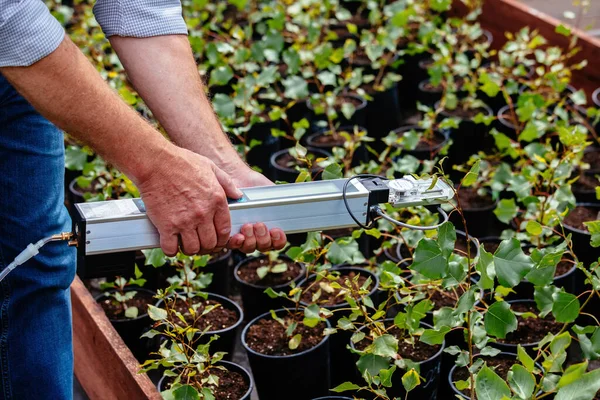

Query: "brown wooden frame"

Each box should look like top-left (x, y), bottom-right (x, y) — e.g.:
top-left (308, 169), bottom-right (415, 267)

top-left (72, 276), bottom-right (161, 399)
top-left (451, 0), bottom-right (600, 99)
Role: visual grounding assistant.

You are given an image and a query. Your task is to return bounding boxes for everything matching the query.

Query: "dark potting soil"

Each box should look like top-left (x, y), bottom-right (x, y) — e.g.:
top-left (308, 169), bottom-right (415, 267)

top-left (457, 187), bottom-right (494, 209)
top-left (312, 132), bottom-right (346, 146)
top-left (555, 259), bottom-right (574, 277)
top-left (397, 130), bottom-right (445, 151)
top-left (454, 236), bottom-right (477, 257)
top-left (301, 272), bottom-right (371, 306)
top-left (453, 356), bottom-right (516, 398)
top-left (275, 152), bottom-right (320, 169)
top-left (172, 298), bottom-right (238, 331)
top-left (423, 77), bottom-right (465, 92)
top-left (427, 286), bottom-right (465, 309)
top-left (245, 317), bottom-right (326, 356)
top-left (583, 150), bottom-right (600, 171)
top-left (497, 302), bottom-right (562, 345)
top-left (573, 173), bottom-right (600, 192)
top-left (443, 107), bottom-right (488, 119)
top-left (236, 258), bottom-right (303, 287)
top-left (99, 291), bottom-right (154, 320)
top-left (563, 206), bottom-right (599, 231)
top-left (162, 368), bottom-right (249, 400)
top-left (481, 240), bottom-right (500, 254)
top-left (355, 325), bottom-right (441, 362)
top-left (334, 95), bottom-right (363, 108)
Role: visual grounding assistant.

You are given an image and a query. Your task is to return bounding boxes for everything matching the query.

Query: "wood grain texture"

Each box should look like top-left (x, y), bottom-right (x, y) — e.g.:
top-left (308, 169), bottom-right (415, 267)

top-left (71, 276), bottom-right (161, 400)
top-left (452, 0), bottom-right (600, 98)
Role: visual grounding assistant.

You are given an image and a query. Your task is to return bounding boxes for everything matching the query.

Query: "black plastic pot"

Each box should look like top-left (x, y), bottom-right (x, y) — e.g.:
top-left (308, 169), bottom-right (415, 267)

top-left (448, 352), bottom-right (542, 399)
top-left (203, 249), bottom-right (235, 296)
top-left (392, 125), bottom-right (449, 161)
top-left (448, 188), bottom-right (503, 238)
top-left (68, 178), bottom-right (86, 204)
top-left (155, 292), bottom-right (244, 360)
top-left (573, 148), bottom-right (600, 204)
top-left (306, 94), bottom-right (367, 132)
top-left (95, 288), bottom-right (156, 362)
top-left (350, 320), bottom-right (445, 400)
top-left (593, 88), bottom-right (600, 133)
top-left (396, 54), bottom-right (434, 110)
top-left (299, 267), bottom-right (380, 388)
top-left (157, 360), bottom-right (253, 399)
top-left (437, 102), bottom-right (494, 177)
top-left (363, 83), bottom-right (403, 141)
top-left (242, 309), bottom-right (331, 400)
top-left (306, 125), bottom-right (369, 166)
top-left (312, 397), bottom-right (353, 400)
top-left (269, 147), bottom-right (331, 183)
top-left (563, 203), bottom-right (600, 266)
top-left (495, 104), bottom-right (519, 138)
top-left (234, 255), bottom-right (306, 320)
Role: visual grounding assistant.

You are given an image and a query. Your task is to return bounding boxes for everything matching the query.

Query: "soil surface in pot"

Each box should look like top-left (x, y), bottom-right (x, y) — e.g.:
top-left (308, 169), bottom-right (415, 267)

top-left (236, 258), bottom-right (302, 287)
top-left (172, 298), bottom-right (238, 331)
top-left (497, 302), bottom-right (562, 345)
top-left (355, 325), bottom-right (441, 361)
top-left (453, 356), bottom-right (515, 398)
top-left (397, 130), bottom-right (445, 151)
top-left (584, 150), bottom-right (600, 171)
top-left (162, 368), bottom-right (249, 400)
top-left (456, 187), bottom-right (494, 209)
top-left (573, 173), bottom-right (600, 192)
top-left (423, 77), bottom-right (465, 92)
top-left (563, 206), bottom-right (599, 231)
top-left (312, 132), bottom-right (346, 146)
top-left (275, 152), bottom-right (322, 170)
top-left (301, 271), bottom-right (371, 306)
top-left (246, 317), bottom-right (326, 356)
top-left (427, 286), bottom-right (466, 309)
top-left (443, 106), bottom-right (488, 119)
top-left (481, 240), bottom-right (500, 254)
top-left (454, 236), bottom-right (477, 257)
top-left (98, 291), bottom-right (154, 320)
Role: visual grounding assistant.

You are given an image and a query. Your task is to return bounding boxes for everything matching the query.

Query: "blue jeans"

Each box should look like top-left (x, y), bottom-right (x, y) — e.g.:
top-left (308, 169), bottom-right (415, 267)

top-left (0, 73), bottom-right (76, 399)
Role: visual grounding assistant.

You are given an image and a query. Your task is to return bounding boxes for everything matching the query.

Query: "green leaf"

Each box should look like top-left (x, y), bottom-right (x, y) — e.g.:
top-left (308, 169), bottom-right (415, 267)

top-left (341, 102), bottom-right (356, 121)
top-left (209, 65), bottom-right (234, 86)
top-left (256, 266), bottom-right (269, 280)
top-left (493, 239), bottom-right (533, 288)
top-left (557, 361), bottom-right (588, 389)
top-left (411, 238), bottom-right (447, 279)
top-left (484, 301), bottom-right (517, 339)
top-left (462, 160), bottom-right (481, 187)
top-left (518, 345), bottom-right (535, 372)
top-left (476, 365), bottom-right (512, 400)
top-left (373, 334), bottom-right (398, 358)
top-left (356, 354), bottom-right (390, 377)
top-left (584, 221), bottom-right (600, 248)
top-left (402, 369), bottom-right (421, 392)
top-left (331, 382), bottom-right (361, 393)
top-left (327, 239), bottom-right (365, 265)
top-left (556, 368), bottom-right (600, 400)
top-left (147, 304), bottom-right (167, 321)
top-left (288, 334), bottom-right (302, 350)
top-left (172, 385), bottom-right (200, 400)
top-left (526, 220), bottom-right (543, 236)
top-left (476, 248), bottom-right (496, 290)
top-left (420, 326), bottom-right (450, 345)
top-left (322, 163), bottom-right (343, 180)
top-left (65, 146), bottom-right (88, 171)
top-left (124, 306), bottom-right (139, 319)
top-left (212, 94), bottom-right (235, 119)
top-left (508, 364), bottom-right (535, 399)
top-left (494, 199), bottom-right (519, 224)
top-left (437, 222), bottom-right (456, 259)
top-left (303, 304), bottom-right (321, 328)
top-left (283, 76), bottom-right (309, 99)
top-left (143, 248), bottom-right (167, 267)
top-left (552, 291), bottom-right (580, 323)
top-left (380, 365), bottom-right (396, 387)
top-left (555, 24), bottom-right (572, 37)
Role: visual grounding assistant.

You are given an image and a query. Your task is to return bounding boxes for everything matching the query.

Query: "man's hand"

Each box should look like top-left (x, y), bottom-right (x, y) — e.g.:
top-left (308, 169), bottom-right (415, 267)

top-left (226, 167), bottom-right (287, 253)
top-left (136, 145), bottom-right (242, 256)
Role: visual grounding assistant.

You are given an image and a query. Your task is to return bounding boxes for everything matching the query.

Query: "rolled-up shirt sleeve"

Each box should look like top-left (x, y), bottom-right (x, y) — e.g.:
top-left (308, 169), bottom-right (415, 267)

top-left (0, 0), bottom-right (65, 67)
top-left (93, 0), bottom-right (188, 38)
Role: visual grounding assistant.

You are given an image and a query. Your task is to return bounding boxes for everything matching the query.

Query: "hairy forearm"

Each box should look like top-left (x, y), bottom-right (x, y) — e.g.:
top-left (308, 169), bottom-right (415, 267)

top-left (109, 35), bottom-right (245, 174)
top-left (0, 36), bottom-right (173, 184)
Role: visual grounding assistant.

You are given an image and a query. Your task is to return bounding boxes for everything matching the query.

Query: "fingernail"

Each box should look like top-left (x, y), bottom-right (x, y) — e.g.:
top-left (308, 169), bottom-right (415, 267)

top-left (236, 189), bottom-right (244, 197)
top-left (243, 226), bottom-right (254, 237)
top-left (221, 227), bottom-right (231, 235)
top-left (272, 231), bottom-right (281, 240)
top-left (257, 225), bottom-right (267, 237)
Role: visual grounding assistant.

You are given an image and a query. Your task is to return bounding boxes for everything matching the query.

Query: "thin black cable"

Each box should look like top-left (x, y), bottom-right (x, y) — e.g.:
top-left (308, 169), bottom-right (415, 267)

top-left (342, 174), bottom-right (389, 230)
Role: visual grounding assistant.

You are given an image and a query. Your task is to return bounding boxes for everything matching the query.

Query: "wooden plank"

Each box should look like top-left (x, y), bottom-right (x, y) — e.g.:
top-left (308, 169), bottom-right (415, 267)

top-left (451, 0), bottom-right (600, 99)
top-left (71, 276), bottom-right (161, 400)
